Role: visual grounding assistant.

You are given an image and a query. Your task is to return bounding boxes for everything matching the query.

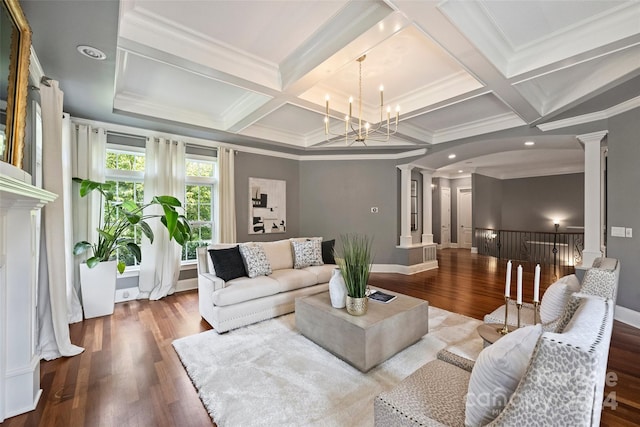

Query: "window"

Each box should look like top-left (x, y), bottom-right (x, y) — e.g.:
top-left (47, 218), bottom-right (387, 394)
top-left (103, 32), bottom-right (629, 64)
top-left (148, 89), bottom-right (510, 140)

top-left (182, 157), bottom-right (217, 262)
top-left (105, 147), bottom-right (145, 268)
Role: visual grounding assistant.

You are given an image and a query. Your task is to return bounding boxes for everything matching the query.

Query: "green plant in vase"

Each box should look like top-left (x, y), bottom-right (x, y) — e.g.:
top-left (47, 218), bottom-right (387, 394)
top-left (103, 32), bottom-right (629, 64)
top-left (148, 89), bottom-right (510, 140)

top-left (336, 234), bottom-right (373, 315)
top-left (72, 178), bottom-right (191, 273)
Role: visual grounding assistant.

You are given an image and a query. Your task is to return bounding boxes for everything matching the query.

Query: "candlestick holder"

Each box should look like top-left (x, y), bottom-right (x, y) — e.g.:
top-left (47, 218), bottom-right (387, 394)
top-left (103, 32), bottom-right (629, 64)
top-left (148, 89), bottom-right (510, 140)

top-left (498, 296), bottom-right (510, 335)
top-left (533, 301), bottom-right (540, 325)
top-left (517, 303), bottom-right (523, 329)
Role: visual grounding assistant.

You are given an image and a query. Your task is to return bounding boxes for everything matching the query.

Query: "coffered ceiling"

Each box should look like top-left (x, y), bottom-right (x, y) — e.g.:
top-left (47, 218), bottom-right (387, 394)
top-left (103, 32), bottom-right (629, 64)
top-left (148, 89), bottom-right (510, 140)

top-left (22, 0), bottom-right (640, 173)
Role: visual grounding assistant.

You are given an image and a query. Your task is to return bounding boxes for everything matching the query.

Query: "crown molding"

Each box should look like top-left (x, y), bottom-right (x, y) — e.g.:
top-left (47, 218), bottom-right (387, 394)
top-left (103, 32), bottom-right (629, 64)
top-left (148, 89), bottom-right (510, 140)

top-left (537, 95), bottom-right (640, 131)
top-left (433, 112), bottom-right (525, 144)
top-left (119, 6), bottom-right (281, 91)
top-left (113, 91), bottom-right (225, 130)
top-left (301, 148), bottom-right (427, 161)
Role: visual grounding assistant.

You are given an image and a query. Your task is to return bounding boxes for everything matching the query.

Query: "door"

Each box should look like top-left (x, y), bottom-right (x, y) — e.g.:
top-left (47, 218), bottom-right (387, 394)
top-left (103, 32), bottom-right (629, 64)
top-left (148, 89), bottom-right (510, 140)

top-left (458, 187), bottom-right (473, 249)
top-left (441, 187), bottom-right (451, 247)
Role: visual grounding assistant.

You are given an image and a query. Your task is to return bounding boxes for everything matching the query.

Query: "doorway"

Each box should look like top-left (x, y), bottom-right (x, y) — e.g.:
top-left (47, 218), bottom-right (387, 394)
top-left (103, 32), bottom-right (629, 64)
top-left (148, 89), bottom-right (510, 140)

top-left (440, 187), bottom-right (451, 247)
top-left (457, 187), bottom-right (472, 249)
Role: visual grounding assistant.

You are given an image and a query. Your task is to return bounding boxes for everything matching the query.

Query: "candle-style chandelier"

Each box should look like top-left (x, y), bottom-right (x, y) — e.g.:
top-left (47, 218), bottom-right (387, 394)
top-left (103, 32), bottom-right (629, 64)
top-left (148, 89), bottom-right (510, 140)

top-left (324, 55), bottom-right (399, 145)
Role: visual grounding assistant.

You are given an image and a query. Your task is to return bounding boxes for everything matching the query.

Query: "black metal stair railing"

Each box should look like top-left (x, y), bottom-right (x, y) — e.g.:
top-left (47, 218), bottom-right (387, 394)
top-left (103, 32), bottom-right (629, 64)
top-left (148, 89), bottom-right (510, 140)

top-left (475, 227), bottom-right (584, 275)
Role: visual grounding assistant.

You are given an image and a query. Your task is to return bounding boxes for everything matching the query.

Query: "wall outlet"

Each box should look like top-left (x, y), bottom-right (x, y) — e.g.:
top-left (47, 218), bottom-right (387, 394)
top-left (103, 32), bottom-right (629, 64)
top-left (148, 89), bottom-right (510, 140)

top-left (370, 207), bottom-right (379, 213)
top-left (611, 226), bottom-right (626, 237)
top-left (626, 228), bottom-right (633, 238)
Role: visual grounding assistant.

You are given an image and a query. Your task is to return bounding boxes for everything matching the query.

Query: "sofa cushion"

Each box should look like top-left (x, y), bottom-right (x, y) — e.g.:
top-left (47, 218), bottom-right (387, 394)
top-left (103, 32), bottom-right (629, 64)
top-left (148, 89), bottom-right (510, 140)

top-left (261, 240), bottom-right (294, 270)
top-left (212, 276), bottom-right (281, 306)
top-left (539, 274), bottom-right (580, 323)
top-left (581, 267), bottom-right (618, 299)
top-left (208, 246), bottom-right (247, 282)
top-left (270, 269), bottom-right (318, 292)
top-left (375, 359), bottom-right (470, 426)
top-left (465, 324), bottom-right (542, 426)
top-left (239, 243), bottom-right (272, 278)
top-left (292, 240), bottom-right (323, 268)
top-left (321, 239), bottom-right (336, 264)
top-left (303, 264), bottom-right (336, 283)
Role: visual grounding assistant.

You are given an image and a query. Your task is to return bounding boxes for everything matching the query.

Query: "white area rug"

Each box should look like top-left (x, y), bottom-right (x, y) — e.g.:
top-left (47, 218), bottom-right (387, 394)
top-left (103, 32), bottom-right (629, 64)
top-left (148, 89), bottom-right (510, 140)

top-left (173, 306), bottom-right (482, 426)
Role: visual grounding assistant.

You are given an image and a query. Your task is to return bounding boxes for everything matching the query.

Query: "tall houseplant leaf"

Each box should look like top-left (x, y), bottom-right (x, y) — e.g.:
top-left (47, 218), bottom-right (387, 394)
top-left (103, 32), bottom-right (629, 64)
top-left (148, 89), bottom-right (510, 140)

top-left (73, 178), bottom-right (192, 272)
top-left (335, 234), bottom-right (373, 298)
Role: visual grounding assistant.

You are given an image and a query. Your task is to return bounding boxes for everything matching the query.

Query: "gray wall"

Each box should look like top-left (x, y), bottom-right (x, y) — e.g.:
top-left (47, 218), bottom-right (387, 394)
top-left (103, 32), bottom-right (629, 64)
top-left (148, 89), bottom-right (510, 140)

top-left (472, 173), bottom-right (503, 229)
top-left (234, 152), bottom-right (301, 242)
top-left (501, 173), bottom-right (584, 232)
top-left (607, 107), bottom-right (640, 312)
top-left (299, 159), bottom-right (401, 264)
top-left (472, 173), bottom-right (584, 233)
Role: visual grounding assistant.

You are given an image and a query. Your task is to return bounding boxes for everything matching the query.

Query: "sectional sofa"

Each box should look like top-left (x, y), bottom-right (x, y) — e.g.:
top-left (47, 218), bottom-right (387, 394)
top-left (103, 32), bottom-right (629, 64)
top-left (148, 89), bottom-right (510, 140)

top-left (374, 258), bottom-right (620, 426)
top-left (196, 238), bottom-right (337, 333)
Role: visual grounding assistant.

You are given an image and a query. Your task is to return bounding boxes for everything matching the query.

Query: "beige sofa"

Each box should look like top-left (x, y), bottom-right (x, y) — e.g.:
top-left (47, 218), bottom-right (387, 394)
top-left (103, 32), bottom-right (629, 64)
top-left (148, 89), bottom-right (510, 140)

top-left (374, 258), bottom-right (620, 426)
top-left (197, 238), bottom-right (336, 333)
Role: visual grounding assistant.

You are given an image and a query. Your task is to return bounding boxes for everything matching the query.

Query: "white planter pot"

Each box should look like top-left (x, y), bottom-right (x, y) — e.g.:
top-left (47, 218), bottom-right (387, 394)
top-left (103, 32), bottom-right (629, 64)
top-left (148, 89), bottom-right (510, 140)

top-left (329, 268), bottom-right (347, 308)
top-left (79, 260), bottom-right (117, 319)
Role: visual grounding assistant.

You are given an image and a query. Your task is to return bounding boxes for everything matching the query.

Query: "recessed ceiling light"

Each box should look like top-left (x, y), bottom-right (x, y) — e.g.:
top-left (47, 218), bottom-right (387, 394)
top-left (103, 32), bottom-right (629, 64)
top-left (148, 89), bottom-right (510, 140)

top-left (448, 154), bottom-right (456, 159)
top-left (524, 141), bottom-right (535, 146)
top-left (458, 170), bottom-right (463, 173)
top-left (77, 45), bottom-right (106, 60)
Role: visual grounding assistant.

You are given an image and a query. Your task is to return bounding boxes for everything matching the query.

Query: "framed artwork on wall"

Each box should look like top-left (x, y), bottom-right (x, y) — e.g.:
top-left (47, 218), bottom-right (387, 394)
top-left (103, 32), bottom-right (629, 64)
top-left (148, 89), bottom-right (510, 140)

top-left (249, 177), bottom-right (286, 234)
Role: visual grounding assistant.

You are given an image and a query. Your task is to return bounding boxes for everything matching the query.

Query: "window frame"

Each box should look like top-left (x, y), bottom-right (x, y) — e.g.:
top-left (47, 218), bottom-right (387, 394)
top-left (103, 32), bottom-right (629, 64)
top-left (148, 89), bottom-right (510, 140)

top-left (104, 144), bottom-right (146, 271)
top-left (182, 155), bottom-right (218, 265)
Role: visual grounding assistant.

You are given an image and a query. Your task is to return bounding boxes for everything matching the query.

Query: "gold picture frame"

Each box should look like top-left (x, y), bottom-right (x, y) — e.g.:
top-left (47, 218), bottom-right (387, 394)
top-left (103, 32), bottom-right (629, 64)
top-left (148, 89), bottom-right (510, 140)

top-left (1, 0), bottom-right (32, 169)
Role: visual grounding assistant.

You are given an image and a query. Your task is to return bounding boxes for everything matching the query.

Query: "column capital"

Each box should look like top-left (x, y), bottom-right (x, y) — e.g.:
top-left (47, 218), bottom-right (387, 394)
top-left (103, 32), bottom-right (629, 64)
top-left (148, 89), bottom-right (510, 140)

top-left (396, 164), bottom-right (413, 171)
top-left (418, 168), bottom-right (436, 176)
top-left (577, 130), bottom-right (608, 145)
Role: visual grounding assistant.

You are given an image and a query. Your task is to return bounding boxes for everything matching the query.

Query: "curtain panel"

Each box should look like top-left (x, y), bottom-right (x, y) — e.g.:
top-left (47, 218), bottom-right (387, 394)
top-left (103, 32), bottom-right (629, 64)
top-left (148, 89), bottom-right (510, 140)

top-left (138, 138), bottom-right (186, 300)
top-left (218, 147), bottom-right (236, 243)
top-left (38, 80), bottom-right (84, 360)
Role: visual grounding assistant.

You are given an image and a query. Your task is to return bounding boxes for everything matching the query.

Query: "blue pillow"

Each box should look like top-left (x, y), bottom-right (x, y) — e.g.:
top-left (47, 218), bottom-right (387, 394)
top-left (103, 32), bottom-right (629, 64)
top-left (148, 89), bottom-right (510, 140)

top-left (208, 246), bottom-right (247, 282)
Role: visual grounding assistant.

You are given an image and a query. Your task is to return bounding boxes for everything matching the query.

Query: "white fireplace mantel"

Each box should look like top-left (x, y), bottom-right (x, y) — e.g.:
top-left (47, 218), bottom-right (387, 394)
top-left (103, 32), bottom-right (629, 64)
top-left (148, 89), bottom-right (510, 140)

top-left (0, 166), bottom-right (56, 421)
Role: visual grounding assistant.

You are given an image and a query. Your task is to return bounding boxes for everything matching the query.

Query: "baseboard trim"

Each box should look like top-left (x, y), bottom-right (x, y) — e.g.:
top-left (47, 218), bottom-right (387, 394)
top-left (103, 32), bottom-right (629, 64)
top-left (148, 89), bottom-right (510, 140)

top-left (615, 305), bottom-right (640, 329)
top-left (372, 261), bottom-right (438, 275)
top-left (115, 278), bottom-right (198, 304)
top-left (176, 278), bottom-right (198, 292)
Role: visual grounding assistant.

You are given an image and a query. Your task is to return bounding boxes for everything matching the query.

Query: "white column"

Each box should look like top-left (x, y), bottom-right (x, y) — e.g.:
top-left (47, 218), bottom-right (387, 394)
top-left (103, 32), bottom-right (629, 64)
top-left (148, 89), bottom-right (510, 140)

top-left (577, 130), bottom-right (607, 267)
top-left (398, 164), bottom-right (413, 247)
top-left (420, 169), bottom-right (434, 244)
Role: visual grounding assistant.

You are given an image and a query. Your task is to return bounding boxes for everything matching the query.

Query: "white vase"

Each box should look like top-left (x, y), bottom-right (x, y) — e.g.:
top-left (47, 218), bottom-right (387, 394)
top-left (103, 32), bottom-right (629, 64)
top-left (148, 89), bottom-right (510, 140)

top-left (79, 260), bottom-right (117, 318)
top-left (329, 268), bottom-right (347, 308)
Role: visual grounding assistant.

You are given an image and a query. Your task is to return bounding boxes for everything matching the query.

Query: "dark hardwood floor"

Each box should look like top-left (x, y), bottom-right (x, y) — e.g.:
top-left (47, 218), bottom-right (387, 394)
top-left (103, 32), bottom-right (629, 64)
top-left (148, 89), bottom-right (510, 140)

top-left (4, 249), bottom-right (639, 426)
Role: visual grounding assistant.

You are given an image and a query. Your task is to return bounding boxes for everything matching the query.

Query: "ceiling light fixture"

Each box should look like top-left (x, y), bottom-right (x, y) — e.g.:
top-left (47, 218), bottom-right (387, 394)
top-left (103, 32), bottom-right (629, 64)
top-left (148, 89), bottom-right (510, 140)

top-left (324, 55), bottom-right (399, 145)
top-left (524, 141), bottom-right (535, 146)
top-left (448, 154), bottom-right (456, 159)
top-left (458, 169), bottom-right (463, 173)
top-left (77, 45), bottom-right (106, 60)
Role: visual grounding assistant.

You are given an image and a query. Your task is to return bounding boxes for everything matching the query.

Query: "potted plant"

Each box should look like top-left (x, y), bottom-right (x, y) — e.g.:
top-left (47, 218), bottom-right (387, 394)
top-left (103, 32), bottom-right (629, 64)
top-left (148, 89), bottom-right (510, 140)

top-left (73, 178), bottom-right (191, 318)
top-left (335, 234), bottom-right (373, 316)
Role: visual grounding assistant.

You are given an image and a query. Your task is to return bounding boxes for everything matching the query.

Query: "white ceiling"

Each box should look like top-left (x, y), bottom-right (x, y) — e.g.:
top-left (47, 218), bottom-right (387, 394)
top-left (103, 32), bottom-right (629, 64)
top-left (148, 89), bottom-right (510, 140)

top-left (22, 0), bottom-right (640, 177)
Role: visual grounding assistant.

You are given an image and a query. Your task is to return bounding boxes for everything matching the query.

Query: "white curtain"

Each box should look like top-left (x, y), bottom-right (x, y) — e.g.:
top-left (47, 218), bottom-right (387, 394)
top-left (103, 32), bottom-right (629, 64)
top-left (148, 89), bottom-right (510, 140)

top-left (38, 79), bottom-right (84, 360)
top-left (71, 124), bottom-right (106, 316)
top-left (138, 138), bottom-right (186, 300)
top-left (218, 147), bottom-right (236, 243)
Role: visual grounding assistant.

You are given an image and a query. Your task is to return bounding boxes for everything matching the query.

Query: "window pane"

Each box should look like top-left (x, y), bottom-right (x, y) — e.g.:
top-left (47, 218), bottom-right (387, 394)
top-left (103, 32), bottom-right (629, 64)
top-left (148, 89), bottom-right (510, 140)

top-left (199, 204), bottom-right (211, 221)
top-left (199, 185), bottom-right (211, 203)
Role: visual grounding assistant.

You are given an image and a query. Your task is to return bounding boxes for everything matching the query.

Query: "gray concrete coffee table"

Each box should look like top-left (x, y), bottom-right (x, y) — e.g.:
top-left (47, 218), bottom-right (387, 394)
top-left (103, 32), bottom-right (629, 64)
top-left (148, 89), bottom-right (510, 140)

top-left (295, 289), bottom-right (429, 372)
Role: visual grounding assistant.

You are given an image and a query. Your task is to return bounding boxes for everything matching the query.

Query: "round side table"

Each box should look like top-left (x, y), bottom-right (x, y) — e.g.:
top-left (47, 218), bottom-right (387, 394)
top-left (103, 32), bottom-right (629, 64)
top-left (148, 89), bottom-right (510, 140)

top-left (477, 323), bottom-right (511, 347)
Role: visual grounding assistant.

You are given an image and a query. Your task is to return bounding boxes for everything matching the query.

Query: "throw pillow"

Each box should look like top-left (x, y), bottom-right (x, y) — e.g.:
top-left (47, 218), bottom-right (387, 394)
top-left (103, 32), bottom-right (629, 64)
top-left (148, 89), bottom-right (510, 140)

top-left (238, 243), bottom-right (272, 278)
top-left (465, 324), bottom-right (543, 426)
top-left (292, 240), bottom-right (323, 269)
top-left (261, 239), bottom-right (294, 270)
top-left (539, 274), bottom-right (581, 323)
top-left (321, 239), bottom-right (336, 264)
top-left (208, 246), bottom-right (247, 282)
